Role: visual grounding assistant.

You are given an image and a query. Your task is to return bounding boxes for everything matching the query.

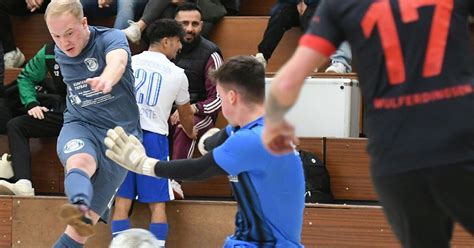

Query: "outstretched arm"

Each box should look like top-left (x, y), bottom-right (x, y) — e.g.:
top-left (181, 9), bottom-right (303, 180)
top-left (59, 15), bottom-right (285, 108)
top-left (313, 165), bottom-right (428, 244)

top-left (86, 48), bottom-right (128, 93)
top-left (263, 46), bottom-right (327, 154)
top-left (104, 126), bottom-right (226, 180)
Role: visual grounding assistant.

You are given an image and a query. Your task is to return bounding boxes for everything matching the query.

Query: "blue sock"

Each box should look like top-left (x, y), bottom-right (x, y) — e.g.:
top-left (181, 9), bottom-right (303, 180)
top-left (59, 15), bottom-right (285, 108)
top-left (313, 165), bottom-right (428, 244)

top-left (64, 168), bottom-right (93, 207)
top-left (52, 233), bottom-right (84, 248)
top-left (111, 219), bottom-right (130, 237)
top-left (149, 222), bottom-right (168, 241)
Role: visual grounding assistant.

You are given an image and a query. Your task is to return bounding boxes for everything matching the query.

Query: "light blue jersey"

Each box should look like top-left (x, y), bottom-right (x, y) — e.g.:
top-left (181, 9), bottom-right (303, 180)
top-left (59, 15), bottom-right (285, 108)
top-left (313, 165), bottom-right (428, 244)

top-left (213, 117), bottom-right (305, 248)
top-left (55, 26), bottom-right (140, 137)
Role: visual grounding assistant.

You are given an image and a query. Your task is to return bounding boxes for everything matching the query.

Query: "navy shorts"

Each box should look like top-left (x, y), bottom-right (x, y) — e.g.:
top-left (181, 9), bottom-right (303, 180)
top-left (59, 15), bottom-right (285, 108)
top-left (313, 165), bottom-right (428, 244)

top-left (117, 130), bottom-right (174, 202)
top-left (57, 121), bottom-right (128, 221)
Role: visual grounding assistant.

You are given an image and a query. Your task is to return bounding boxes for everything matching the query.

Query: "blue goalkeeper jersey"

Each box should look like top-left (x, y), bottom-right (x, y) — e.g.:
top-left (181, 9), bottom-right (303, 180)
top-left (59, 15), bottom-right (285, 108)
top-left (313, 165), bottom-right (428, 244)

top-left (213, 117), bottom-right (305, 247)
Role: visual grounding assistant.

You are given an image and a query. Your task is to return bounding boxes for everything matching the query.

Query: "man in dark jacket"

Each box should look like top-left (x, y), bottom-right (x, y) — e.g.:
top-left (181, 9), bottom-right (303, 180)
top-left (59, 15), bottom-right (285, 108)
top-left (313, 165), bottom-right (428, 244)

top-left (169, 2), bottom-right (223, 198)
top-left (0, 43), bottom-right (66, 196)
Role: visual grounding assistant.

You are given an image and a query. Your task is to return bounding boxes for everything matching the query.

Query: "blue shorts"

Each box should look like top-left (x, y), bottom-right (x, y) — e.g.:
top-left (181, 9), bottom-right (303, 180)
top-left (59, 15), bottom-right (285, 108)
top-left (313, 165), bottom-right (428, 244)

top-left (57, 121), bottom-right (129, 221)
top-left (117, 130), bottom-right (174, 203)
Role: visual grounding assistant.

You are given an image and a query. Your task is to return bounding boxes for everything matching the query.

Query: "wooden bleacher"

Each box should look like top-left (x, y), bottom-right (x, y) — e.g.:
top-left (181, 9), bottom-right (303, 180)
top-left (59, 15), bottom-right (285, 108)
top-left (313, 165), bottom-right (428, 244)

top-left (0, 196), bottom-right (472, 247)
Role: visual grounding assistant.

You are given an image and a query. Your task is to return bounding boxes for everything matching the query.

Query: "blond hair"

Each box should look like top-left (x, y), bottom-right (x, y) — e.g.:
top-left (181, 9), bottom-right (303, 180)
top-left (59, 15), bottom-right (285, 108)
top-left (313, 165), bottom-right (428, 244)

top-left (44, 0), bottom-right (84, 21)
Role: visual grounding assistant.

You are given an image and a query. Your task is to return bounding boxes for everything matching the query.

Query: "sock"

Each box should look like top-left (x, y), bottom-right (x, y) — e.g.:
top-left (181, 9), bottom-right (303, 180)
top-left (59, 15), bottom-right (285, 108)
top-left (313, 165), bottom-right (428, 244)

top-left (149, 222), bottom-right (168, 241)
top-left (111, 219), bottom-right (130, 237)
top-left (52, 233), bottom-right (84, 248)
top-left (64, 168), bottom-right (93, 207)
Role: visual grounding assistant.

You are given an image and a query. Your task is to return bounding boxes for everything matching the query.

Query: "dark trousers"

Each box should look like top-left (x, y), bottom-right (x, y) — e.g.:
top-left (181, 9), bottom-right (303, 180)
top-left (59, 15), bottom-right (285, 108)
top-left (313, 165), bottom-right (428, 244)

top-left (7, 113), bottom-right (63, 182)
top-left (257, 3), bottom-right (317, 60)
top-left (0, 0), bottom-right (50, 53)
top-left (373, 162), bottom-right (474, 248)
top-left (0, 0), bottom-right (115, 53)
top-left (0, 43), bottom-right (3, 85)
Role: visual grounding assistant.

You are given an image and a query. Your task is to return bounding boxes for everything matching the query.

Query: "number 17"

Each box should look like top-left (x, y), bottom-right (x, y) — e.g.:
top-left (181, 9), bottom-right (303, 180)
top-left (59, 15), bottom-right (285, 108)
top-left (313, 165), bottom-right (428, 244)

top-left (361, 0), bottom-right (454, 85)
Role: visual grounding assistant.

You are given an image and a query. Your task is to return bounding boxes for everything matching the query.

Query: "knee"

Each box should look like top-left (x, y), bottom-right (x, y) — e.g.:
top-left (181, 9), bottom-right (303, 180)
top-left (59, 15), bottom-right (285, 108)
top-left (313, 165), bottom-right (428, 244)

top-left (66, 154), bottom-right (96, 177)
top-left (6, 116), bottom-right (26, 134)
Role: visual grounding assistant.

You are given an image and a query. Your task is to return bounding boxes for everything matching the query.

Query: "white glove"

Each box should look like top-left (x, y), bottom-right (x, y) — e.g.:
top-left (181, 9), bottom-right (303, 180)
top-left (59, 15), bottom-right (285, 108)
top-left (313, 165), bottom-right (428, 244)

top-left (197, 128), bottom-right (220, 155)
top-left (104, 126), bottom-right (158, 176)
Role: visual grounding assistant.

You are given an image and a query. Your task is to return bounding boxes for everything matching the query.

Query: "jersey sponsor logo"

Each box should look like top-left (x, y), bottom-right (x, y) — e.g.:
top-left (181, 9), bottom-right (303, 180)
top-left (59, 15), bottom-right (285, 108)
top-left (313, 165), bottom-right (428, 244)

top-left (84, 58), bottom-right (99, 72)
top-left (64, 139), bottom-right (85, 154)
top-left (228, 175), bottom-right (239, 182)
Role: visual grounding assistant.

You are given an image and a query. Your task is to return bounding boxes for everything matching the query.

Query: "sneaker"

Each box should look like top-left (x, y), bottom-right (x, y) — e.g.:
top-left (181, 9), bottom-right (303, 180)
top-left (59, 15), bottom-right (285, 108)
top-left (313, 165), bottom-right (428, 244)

top-left (325, 62), bottom-right (349, 73)
top-left (253, 53), bottom-right (267, 69)
top-left (0, 179), bottom-right (35, 196)
top-left (59, 203), bottom-right (95, 237)
top-left (170, 180), bottom-right (184, 200)
top-left (4, 47), bottom-right (25, 68)
top-left (0, 153), bottom-right (13, 179)
top-left (122, 20), bottom-right (141, 44)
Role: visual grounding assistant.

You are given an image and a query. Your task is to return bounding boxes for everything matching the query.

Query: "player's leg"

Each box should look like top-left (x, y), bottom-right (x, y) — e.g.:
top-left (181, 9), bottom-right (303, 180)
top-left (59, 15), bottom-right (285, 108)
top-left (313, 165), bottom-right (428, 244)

top-left (148, 202), bottom-right (168, 247)
top-left (373, 169), bottom-right (454, 248)
top-left (139, 131), bottom-right (172, 246)
top-left (429, 162), bottom-right (474, 235)
top-left (111, 171), bottom-right (137, 237)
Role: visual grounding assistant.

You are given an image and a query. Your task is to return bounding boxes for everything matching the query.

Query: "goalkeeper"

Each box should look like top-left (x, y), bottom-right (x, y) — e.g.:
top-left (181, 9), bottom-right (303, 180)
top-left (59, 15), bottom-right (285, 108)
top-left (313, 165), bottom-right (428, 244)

top-left (105, 56), bottom-right (305, 247)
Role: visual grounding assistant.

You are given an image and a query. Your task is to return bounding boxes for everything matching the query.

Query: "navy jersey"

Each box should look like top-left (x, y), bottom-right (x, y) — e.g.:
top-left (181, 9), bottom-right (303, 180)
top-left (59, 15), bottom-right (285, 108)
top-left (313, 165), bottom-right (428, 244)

top-left (213, 117), bottom-right (305, 247)
top-left (302, 0), bottom-right (474, 175)
top-left (55, 26), bottom-right (140, 136)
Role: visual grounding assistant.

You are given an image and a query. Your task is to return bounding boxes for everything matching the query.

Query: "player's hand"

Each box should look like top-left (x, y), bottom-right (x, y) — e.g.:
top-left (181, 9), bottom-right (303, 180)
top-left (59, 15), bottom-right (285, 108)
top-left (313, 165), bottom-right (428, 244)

top-left (28, 106), bottom-right (49, 120)
top-left (178, 124), bottom-right (197, 139)
top-left (26, 0), bottom-right (44, 12)
top-left (98, 0), bottom-right (112, 8)
top-left (198, 128), bottom-right (220, 155)
top-left (85, 76), bottom-right (113, 94)
top-left (170, 110), bottom-right (180, 125)
top-left (104, 126), bottom-right (158, 176)
top-left (296, 1), bottom-right (307, 16)
top-left (262, 119), bottom-right (299, 155)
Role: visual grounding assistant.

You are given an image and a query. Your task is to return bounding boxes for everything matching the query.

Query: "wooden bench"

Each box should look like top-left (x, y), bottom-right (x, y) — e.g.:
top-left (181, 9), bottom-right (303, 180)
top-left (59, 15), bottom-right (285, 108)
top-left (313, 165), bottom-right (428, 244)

top-left (1, 196), bottom-right (472, 247)
top-left (0, 136), bottom-right (378, 201)
top-left (325, 138), bottom-right (375, 201)
top-left (238, 0), bottom-right (275, 16)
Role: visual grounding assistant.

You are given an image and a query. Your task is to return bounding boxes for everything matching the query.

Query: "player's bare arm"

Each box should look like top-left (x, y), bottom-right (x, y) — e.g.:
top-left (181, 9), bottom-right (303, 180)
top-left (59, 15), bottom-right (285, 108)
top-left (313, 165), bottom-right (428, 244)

top-left (85, 48), bottom-right (128, 93)
top-left (176, 102), bottom-right (197, 139)
top-left (263, 46), bottom-right (327, 154)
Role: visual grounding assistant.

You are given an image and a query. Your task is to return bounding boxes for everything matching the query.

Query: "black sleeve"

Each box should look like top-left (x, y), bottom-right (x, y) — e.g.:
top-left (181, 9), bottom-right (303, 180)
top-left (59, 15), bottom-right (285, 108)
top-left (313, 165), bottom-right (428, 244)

top-left (153, 151), bottom-right (227, 181)
top-left (203, 128), bottom-right (230, 152)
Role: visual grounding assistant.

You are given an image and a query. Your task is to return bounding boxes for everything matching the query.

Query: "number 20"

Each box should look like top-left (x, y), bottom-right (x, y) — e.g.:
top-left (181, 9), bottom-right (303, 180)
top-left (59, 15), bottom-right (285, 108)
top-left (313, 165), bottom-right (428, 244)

top-left (134, 68), bottom-right (162, 106)
top-left (361, 0), bottom-right (453, 85)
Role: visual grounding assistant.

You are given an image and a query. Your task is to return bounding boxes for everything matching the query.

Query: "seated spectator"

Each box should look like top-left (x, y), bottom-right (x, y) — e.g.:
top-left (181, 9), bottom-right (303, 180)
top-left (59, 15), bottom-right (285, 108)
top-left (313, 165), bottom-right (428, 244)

top-left (0, 42), bottom-right (4, 85)
top-left (0, 0), bottom-right (115, 68)
top-left (115, 0), bottom-right (175, 44)
top-left (253, 0), bottom-right (351, 73)
top-left (0, 43), bottom-right (66, 196)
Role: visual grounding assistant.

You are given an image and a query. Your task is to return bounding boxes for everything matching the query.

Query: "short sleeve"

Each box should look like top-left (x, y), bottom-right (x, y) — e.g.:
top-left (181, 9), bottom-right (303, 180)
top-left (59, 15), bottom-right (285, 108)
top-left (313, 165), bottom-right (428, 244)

top-left (300, 0), bottom-right (343, 57)
top-left (102, 29), bottom-right (131, 56)
top-left (213, 130), bottom-right (269, 175)
top-left (175, 72), bottom-right (190, 105)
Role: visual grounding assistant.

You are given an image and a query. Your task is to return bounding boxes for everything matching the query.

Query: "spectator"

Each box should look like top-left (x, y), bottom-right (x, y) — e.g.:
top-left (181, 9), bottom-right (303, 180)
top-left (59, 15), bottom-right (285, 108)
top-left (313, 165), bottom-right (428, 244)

top-left (0, 42), bottom-right (3, 87)
top-left (105, 55), bottom-right (305, 247)
top-left (171, 4), bottom-right (222, 159)
top-left (44, 0), bottom-right (141, 247)
top-left (263, 1), bottom-right (474, 247)
top-left (0, 0), bottom-right (115, 69)
top-left (253, 0), bottom-right (351, 73)
top-left (111, 19), bottom-right (195, 246)
top-left (115, 0), bottom-right (173, 44)
top-left (0, 43), bottom-right (66, 196)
